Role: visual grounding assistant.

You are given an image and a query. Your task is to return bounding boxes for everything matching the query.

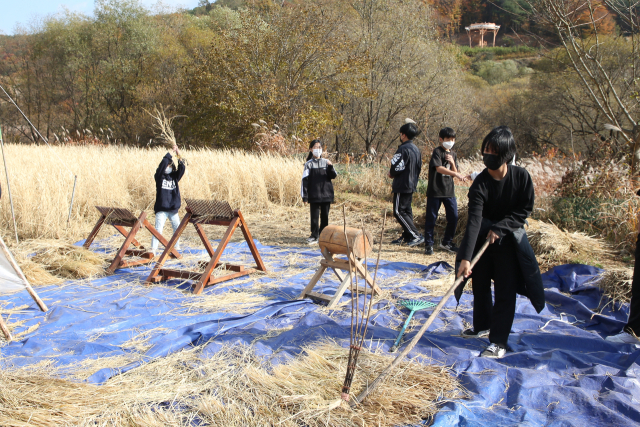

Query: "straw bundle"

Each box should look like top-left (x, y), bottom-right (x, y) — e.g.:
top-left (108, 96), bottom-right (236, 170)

top-left (13, 240), bottom-right (107, 284)
top-left (526, 219), bottom-right (611, 266)
top-left (598, 268), bottom-right (633, 304)
top-left (0, 341), bottom-right (463, 426)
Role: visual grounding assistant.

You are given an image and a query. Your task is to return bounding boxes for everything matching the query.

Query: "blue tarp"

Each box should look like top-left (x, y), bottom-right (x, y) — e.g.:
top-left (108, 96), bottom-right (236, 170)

top-left (1, 239), bottom-right (638, 426)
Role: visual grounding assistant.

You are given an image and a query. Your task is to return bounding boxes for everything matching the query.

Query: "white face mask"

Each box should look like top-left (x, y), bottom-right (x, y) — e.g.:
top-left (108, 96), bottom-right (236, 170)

top-left (312, 148), bottom-right (322, 158)
top-left (165, 167), bottom-right (173, 174)
top-left (443, 140), bottom-right (455, 150)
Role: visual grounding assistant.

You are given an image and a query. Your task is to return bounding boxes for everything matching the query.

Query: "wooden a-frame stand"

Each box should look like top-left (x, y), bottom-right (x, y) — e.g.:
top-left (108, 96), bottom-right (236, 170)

top-left (84, 206), bottom-right (181, 274)
top-left (298, 247), bottom-right (382, 309)
top-left (145, 199), bottom-right (267, 295)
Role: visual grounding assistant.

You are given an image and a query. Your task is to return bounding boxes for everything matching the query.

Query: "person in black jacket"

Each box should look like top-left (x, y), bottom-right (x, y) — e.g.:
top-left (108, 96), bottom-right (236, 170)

top-left (388, 122), bottom-right (424, 247)
top-left (301, 139), bottom-right (337, 244)
top-left (151, 145), bottom-right (186, 254)
top-left (456, 126), bottom-right (544, 358)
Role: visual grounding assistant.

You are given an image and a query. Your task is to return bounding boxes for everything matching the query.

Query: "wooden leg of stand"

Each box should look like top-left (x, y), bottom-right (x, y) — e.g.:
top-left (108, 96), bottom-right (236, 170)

top-left (353, 256), bottom-right (382, 295)
top-left (237, 211), bottom-right (267, 272)
top-left (298, 265), bottom-right (328, 299)
top-left (107, 212), bottom-right (147, 274)
top-left (145, 213), bottom-right (192, 284)
top-left (0, 315), bottom-right (11, 342)
top-left (321, 248), bottom-right (344, 283)
top-left (113, 225), bottom-right (143, 248)
top-left (195, 223), bottom-right (215, 258)
top-left (326, 270), bottom-right (353, 309)
top-left (144, 219), bottom-right (181, 259)
top-left (193, 217), bottom-right (240, 295)
top-left (83, 215), bottom-right (106, 249)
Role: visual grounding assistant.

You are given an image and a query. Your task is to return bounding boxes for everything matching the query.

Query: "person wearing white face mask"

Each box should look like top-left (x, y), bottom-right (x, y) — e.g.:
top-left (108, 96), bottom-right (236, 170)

top-left (301, 139), bottom-right (337, 244)
top-left (424, 127), bottom-right (467, 255)
top-left (152, 145), bottom-right (186, 255)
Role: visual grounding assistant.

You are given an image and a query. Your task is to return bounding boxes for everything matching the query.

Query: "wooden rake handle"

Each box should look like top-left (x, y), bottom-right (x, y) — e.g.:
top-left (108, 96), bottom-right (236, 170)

top-left (352, 238), bottom-right (491, 406)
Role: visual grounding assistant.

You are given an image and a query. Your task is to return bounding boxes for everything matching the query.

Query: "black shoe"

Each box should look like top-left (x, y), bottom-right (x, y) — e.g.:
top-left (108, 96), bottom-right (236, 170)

top-left (461, 328), bottom-right (490, 338)
top-left (424, 245), bottom-right (434, 255)
top-left (480, 343), bottom-right (507, 358)
top-left (307, 236), bottom-right (318, 245)
top-left (439, 241), bottom-right (459, 253)
top-left (406, 236), bottom-right (425, 247)
top-left (391, 236), bottom-right (406, 245)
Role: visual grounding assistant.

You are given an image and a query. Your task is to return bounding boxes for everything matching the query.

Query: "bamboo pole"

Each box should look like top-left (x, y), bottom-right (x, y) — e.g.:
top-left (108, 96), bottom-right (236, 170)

top-left (0, 126), bottom-right (19, 244)
top-left (0, 235), bottom-right (48, 312)
top-left (0, 314), bottom-right (11, 341)
top-left (352, 238), bottom-right (491, 405)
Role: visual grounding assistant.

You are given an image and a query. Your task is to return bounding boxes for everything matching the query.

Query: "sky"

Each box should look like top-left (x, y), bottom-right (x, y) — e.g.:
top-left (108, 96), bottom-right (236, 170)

top-left (0, 0), bottom-right (202, 35)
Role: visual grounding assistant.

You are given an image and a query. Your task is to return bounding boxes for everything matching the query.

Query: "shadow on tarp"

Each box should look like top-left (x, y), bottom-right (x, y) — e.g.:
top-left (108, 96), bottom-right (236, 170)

top-left (1, 239), bottom-right (639, 426)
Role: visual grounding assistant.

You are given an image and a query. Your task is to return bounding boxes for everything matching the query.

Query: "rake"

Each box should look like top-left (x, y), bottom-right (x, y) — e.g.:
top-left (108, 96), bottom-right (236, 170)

top-left (390, 299), bottom-right (436, 352)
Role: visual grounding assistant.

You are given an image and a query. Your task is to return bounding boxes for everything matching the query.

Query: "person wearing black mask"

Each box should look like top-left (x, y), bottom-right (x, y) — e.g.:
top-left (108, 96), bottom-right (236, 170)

top-left (388, 120), bottom-right (424, 247)
top-left (455, 126), bottom-right (545, 358)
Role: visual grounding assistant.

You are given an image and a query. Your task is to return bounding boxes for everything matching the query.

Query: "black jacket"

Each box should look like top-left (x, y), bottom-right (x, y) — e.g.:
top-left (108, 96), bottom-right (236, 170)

top-left (454, 218), bottom-right (546, 313)
top-left (301, 158), bottom-right (337, 203)
top-left (390, 140), bottom-right (422, 193)
top-left (154, 153), bottom-right (186, 213)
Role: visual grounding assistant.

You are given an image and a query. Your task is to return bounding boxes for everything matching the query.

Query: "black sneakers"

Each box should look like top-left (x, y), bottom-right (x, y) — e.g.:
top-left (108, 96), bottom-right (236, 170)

top-left (425, 245), bottom-right (434, 255)
top-left (391, 236), bottom-right (406, 245)
top-left (461, 328), bottom-right (490, 338)
top-left (439, 241), bottom-right (459, 253)
top-left (306, 236), bottom-right (318, 245)
top-left (406, 235), bottom-right (425, 247)
top-left (480, 343), bottom-right (507, 358)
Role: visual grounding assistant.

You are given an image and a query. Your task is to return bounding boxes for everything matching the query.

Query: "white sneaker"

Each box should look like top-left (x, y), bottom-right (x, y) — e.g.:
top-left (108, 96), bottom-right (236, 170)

top-left (480, 343), bottom-right (507, 358)
top-left (606, 331), bottom-right (640, 345)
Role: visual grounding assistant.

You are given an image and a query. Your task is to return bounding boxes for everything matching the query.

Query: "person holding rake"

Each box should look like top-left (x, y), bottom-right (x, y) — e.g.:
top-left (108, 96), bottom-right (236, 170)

top-left (455, 126), bottom-right (545, 358)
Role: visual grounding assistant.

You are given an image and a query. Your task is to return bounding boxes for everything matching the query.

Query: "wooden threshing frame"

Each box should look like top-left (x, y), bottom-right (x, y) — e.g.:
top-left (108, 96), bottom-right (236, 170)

top-left (145, 199), bottom-right (267, 294)
top-left (84, 206), bottom-right (181, 274)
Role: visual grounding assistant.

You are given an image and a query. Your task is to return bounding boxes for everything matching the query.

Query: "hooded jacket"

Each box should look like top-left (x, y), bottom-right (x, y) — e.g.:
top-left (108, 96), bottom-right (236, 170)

top-left (301, 158), bottom-right (337, 203)
top-left (154, 153), bottom-right (186, 213)
top-left (390, 140), bottom-right (422, 193)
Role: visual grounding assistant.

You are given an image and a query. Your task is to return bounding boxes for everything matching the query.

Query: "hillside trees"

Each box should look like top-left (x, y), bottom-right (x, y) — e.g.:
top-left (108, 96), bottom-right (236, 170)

top-left (183, 1), bottom-right (364, 148)
top-left (524, 0), bottom-right (640, 176)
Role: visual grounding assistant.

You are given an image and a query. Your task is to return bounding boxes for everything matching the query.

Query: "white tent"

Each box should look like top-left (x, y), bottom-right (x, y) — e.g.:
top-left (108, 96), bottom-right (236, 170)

top-left (0, 235), bottom-right (48, 341)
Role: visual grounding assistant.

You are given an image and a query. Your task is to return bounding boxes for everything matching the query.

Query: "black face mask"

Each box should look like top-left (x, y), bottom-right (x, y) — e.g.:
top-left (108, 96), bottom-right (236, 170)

top-left (483, 153), bottom-right (503, 170)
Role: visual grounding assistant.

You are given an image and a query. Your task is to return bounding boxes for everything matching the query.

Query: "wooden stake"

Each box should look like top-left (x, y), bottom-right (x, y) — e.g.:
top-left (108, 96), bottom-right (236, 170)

top-left (0, 235), bottom-right (48, 312)
top-left (0, 314), bottom-right (11, 341)
top-left (352, 238), bottom-right (491, 405)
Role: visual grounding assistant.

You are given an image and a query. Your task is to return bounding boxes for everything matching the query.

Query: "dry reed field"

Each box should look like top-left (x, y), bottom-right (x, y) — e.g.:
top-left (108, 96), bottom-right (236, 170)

top-left (0, 144), bottom-right (303, 242)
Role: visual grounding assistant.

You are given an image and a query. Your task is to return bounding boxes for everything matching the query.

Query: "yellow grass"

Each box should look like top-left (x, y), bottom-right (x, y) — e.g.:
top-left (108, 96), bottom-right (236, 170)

top-left (0, 145), bottom-right (303, 242)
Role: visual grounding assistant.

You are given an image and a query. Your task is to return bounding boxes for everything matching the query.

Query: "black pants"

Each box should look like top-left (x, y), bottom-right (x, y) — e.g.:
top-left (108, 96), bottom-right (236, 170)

top-left (471, 235), bottom-right (519, 346)
top-left (393, 193), bottom-right (421, 241)
top-left (626, 233), bottom-right (640, 335)
top-left (310, 202), bottom-right (331, 239)
top-left (424, 196), bottom-right (458, 247)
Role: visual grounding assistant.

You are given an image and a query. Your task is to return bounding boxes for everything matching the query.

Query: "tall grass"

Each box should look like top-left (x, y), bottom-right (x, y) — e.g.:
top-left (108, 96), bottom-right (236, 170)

top-left (0, 145), bottom-right (303, 241)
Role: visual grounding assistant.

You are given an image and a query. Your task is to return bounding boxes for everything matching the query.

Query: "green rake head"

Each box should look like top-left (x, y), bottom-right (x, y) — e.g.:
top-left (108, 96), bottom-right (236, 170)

top-left (398, 299), bottom-right (436, 311)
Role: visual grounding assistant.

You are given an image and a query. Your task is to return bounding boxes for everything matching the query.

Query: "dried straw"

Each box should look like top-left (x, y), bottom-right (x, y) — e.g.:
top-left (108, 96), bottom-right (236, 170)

top-left (0, 341), bottom-right (463, 426)
top-left (598, 268), bottom-right (633, 304)
top-left (526, 219), bottom-right (611, 266)
top-left (13, 240), bottom-right (107, 284)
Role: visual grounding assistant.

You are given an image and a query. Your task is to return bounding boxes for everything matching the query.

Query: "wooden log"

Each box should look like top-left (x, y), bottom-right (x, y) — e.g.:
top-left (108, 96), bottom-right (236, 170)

top-left (319, 225), bottom-right (373, 259)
